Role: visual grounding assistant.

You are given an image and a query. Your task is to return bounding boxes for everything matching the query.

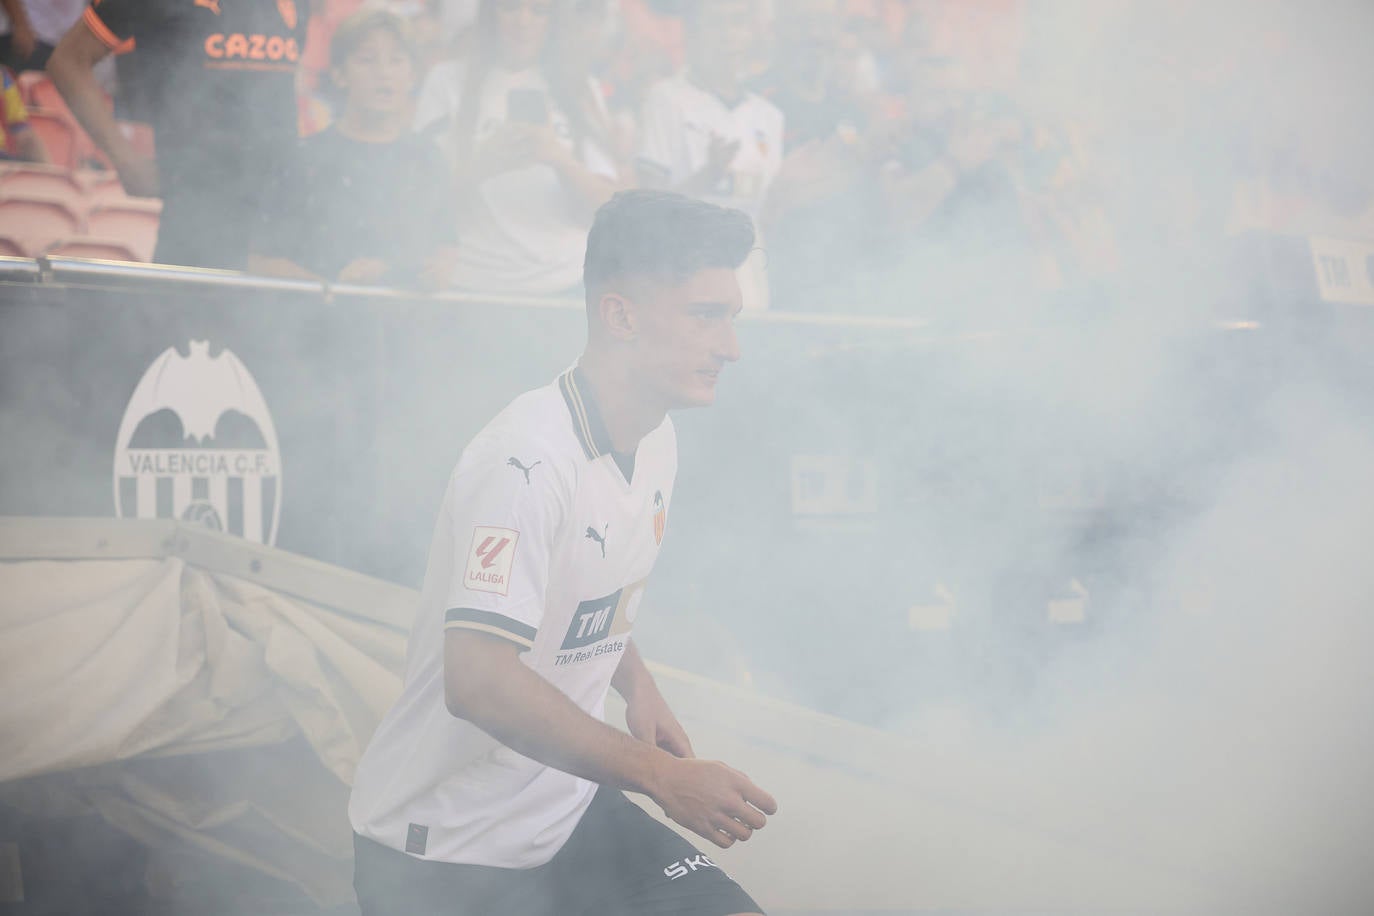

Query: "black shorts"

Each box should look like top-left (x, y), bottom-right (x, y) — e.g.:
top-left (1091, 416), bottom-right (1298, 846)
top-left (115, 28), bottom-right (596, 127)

top-left (353, 786), bottom-right (762, 916)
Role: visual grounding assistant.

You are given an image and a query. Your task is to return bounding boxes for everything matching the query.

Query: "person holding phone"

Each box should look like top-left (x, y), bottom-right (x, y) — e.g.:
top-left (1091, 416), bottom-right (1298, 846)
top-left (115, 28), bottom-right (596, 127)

top-left (637, 0), bottom-right (783, 219)
top-left (636, 0), bottom-right (784, 309)
top-left (413, 0), bottom-right (624, 295)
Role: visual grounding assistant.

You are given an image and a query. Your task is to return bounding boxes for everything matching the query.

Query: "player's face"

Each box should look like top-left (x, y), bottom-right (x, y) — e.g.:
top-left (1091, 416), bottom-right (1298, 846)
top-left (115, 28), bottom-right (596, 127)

top-left (631, 268), bottom-right (743, 409)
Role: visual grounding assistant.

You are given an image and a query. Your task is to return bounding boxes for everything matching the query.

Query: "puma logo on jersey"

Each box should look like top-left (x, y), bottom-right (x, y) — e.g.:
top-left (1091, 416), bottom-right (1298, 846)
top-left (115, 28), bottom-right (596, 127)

top-left (585, 524), bottom-right (608, 558)
top-left (194, 0), bottom-right (221, 15)
top-left (507, 456), bottom-right (541, 484)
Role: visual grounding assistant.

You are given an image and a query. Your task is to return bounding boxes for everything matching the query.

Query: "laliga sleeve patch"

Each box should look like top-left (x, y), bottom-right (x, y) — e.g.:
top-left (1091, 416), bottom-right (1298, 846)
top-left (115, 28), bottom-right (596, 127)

top-left (464, 526), bottom-right (519, 596)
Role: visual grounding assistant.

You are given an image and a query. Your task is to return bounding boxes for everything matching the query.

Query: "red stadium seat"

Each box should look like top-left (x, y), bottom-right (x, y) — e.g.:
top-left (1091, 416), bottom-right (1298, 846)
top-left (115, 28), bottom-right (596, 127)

top-left (0, 195), bottom-right (82, 256)
top-left (45, 236), bottom-right (142, 262)
top-left (84, 170), bottom-right (136, 206)
top-left (19, 74), bottom-right (66, 113)
top-left (0, 164), bottom-right (87, 214)
top-left (24, 110), bottom-right (77, 170)
top-left (18, 77), bottom-right (114, 170)
top-left (16, 70), bottom-right (47, 105)
top-left (85, 200), bottom-right (161, 262)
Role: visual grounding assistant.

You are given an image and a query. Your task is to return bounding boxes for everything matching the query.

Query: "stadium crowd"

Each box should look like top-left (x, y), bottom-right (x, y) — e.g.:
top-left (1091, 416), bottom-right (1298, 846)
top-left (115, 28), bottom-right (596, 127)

top-left (1, 0), bottom-right (1370, 312)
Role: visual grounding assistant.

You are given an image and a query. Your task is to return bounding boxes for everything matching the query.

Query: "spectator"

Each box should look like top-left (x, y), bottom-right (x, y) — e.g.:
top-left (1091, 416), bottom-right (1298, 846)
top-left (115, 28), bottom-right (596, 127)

top-left (47, 0), bottom-right (305, 270)
top-left (637, 0), bottom-right (782, 218)
top-left (748, 0), bottom-right (892, 310)
top-left (868, 52), bottom-right (1042, 313)
top-left (874, 54), bottom-right (1007, 229)
top-left (250, 10), bottom-right (458, 289)
top-left (295, 0), bottom-right (364, 136)
top-left (1, 65), bottom-right (47, 161)
top-left (637, 0), bottom-right (783, 307)
top-left (752, 0), bottom-right (870, 153)
top-left (2, 0), bottom-right (117, 92)
top-left (604, 0), bottom-right (684, 118)
top-left (1012, 120), bottom-right (1120, 290)
top-left (414, 0), bottom-right (624, 295)
top-left (546, 0), bottom-right (632, 165)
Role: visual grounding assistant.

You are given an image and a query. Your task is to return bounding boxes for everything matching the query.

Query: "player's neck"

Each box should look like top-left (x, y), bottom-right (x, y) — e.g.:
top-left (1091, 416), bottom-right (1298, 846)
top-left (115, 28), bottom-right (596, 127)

top-left (576, 355), bottom-right (665, 455)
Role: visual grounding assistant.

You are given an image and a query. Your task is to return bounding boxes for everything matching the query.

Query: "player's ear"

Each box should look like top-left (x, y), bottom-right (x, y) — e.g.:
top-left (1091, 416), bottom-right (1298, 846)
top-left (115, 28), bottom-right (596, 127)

top-left (598, 293), bottom-right (636, 342)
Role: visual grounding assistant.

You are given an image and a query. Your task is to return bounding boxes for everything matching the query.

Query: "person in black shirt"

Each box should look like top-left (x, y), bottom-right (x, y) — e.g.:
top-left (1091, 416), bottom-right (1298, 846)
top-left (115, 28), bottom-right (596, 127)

top-left (249, 10), bottom-right (457, 289)
top-left (48, 0), bottom-right (304, 270)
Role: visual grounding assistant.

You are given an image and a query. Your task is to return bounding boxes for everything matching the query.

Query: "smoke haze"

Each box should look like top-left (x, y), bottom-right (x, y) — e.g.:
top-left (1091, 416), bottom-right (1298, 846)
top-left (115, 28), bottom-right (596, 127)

top-left (4, 0), bottom-right (1374, 912)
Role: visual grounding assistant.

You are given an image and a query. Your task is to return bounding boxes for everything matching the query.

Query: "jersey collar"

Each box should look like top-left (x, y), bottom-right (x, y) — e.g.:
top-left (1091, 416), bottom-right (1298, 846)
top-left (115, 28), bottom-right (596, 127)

top-left (559, 367), bottom-right (615, 462)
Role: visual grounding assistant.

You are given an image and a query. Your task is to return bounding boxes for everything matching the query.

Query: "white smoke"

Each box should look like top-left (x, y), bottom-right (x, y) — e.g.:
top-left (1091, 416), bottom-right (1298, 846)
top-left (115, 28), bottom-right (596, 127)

top-left (643, 1), bottom-right (1374, 911)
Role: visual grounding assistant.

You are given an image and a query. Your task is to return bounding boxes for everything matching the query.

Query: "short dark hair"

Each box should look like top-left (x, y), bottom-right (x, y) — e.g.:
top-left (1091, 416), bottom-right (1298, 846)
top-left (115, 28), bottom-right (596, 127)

top-left (583, 190), bottom-right (755, 306)
top-left (331, 9), bottom-right (418, 71)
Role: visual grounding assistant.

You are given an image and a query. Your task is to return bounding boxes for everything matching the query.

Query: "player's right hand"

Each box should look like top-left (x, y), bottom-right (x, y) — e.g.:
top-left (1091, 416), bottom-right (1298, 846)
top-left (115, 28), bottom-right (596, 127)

top-left (651, 757), bottom-right (777, 850)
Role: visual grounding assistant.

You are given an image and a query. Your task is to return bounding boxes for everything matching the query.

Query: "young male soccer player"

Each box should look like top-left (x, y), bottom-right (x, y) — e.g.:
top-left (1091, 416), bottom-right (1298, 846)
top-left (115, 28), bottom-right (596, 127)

top-left (349, 190), bottom-right (776, 915)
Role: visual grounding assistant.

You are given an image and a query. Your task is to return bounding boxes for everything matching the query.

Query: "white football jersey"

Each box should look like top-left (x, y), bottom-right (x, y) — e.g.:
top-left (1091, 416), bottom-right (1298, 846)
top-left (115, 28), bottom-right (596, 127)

top-left (637, 73), bottom-right (782, 309)
top-left (638, 72), bottom-right (784, 219)
top-left (348, 368), bottom-right (677, 868)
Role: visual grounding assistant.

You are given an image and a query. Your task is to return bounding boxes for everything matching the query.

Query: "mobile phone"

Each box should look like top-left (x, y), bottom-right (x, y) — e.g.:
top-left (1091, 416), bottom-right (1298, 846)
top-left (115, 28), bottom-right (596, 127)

top-left (507, 88), bottom-right (549, 125)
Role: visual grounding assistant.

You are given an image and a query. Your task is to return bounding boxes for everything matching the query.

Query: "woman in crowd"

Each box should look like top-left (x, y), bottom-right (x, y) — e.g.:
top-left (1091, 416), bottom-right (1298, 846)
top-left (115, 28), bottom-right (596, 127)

top-left (250, 10), bottom-right (458, 289)
top-left (415, 0), bottom-right (624, 295)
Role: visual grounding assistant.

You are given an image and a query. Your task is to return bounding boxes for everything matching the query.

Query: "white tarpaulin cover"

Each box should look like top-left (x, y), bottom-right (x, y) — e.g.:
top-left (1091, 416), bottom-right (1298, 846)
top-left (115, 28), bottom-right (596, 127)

top-left (0, 557), bottom-right (402, 785)
top-left (0, 519), bottom-right (409, 907)
top-left (0, 517), bottom-right (1262, 913)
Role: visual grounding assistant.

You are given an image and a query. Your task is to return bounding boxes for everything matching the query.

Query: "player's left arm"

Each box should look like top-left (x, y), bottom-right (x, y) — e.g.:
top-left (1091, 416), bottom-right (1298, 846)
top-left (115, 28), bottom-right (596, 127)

top-left (613, 639), bottom-right (694, 759)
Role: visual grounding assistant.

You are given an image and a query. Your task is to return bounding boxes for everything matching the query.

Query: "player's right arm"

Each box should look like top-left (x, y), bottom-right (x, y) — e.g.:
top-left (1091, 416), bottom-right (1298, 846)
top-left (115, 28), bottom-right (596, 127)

top-left (440, 439), bottom-right (776, 849)
top-left (47, 3), bottom-right (158, 196)
top-left (446, 630), bottom-right (775, 848)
